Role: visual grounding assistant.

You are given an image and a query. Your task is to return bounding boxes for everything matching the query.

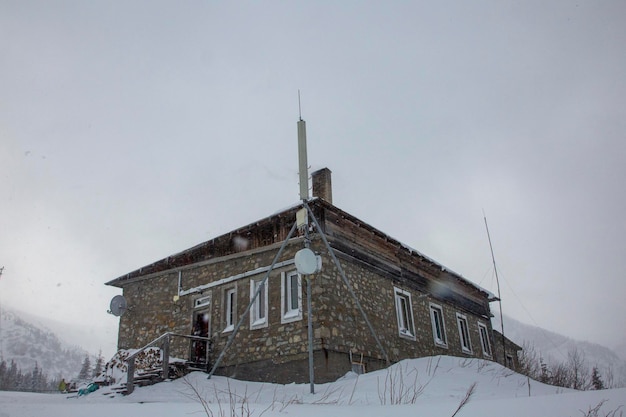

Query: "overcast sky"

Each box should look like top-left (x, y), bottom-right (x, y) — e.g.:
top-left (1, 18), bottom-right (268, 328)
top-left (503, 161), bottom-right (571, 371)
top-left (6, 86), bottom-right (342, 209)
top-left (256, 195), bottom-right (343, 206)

top-left (1, 1), bottom-right (625, 358)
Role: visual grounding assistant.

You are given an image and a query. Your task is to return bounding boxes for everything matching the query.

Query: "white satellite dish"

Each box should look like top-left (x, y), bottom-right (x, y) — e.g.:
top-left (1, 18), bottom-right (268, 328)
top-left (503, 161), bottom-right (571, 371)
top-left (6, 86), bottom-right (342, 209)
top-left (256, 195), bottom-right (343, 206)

top-left (108, 295), bottom-right (128, 317)
top-left (295, 248), bottom-right (321, 275)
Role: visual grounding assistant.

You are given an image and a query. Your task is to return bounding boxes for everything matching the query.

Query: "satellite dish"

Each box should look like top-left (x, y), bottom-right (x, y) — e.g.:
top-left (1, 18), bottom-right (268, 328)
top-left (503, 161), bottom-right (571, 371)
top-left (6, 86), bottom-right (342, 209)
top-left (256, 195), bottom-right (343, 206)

top-left (295, 248), bottom-right (321, 275)
top-left (108, 295), bottom-right (128, 317)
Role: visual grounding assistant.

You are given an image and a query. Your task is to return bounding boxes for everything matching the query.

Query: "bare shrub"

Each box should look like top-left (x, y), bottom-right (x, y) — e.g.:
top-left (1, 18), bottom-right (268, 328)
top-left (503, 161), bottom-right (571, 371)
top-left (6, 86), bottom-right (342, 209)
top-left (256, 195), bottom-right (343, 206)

top-left (376, 363), bottom-right (431, 405)
top-left (348, 374), bottom-right (359, 405)
top-left (310, 384), bottom-right (344, 405)
top-left (426, 356), bottom-right (442, 377)
top-left (266, 385), bottom-right (301, 412)
top-left (579, 399), bottom-right (624, 417)
top-left (181, 376), bottom-right (279, 417)
top-left (517, 341), bottom-right (541, 380)
top-left (569, 347), bottom-right (590, 390)
top-left (180, 376), bottom-right (214, 417)
top-left (450, 382), bottom-right (477, 417)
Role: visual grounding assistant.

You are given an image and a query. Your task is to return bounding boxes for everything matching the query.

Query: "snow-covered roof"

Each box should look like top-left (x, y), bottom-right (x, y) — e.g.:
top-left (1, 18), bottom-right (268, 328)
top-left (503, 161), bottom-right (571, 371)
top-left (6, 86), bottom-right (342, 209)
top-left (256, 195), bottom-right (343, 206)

top-left (108, 198), bottom-right (495, 301)
top-left (311, 198), bottom-right (496, 300)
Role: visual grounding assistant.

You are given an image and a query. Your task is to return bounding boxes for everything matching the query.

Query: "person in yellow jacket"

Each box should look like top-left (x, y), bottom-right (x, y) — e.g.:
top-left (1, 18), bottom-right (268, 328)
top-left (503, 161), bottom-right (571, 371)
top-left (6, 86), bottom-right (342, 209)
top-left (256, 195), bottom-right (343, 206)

top-left (58, 378), bottom-right (67, 393)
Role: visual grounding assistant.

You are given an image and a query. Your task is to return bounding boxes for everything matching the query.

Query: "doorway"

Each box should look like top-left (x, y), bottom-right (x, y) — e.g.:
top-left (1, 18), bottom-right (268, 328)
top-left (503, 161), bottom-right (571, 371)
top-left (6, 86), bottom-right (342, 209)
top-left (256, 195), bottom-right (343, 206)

top-left (190, 295), bottom-right (212, 365)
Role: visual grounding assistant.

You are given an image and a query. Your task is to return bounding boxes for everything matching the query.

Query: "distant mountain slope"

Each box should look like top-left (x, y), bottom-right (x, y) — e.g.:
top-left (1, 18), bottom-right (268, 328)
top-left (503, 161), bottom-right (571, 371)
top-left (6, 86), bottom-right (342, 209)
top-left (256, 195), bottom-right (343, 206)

top-left (0, 307), bottom-right (90, 380)
top-left (614, 342), bottom-right (626, 362)
top-left (493, 314), bottom-right (626, 386)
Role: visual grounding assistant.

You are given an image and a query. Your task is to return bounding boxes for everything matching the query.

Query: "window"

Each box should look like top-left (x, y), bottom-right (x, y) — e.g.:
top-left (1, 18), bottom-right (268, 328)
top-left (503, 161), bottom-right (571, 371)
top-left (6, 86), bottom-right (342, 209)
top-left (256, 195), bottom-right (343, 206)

top-left (456, 313), bottom-right (472, 354)
top-left (194, 295), bottom-right (211, 309)
top-left (223, 287), bottom-right (236, 332)
top-left (250, 278), bottom-right (268, 329)
top-left (281, 271), bottom-right (302, 323)
top-left (429, 303), bottom-right (447, 347)
top-left (506, 354), bottom-right (514, 369)
top-left (478, 322), bottom-right (492, 357)
top-left (393, 287), bottom-right (415, 340)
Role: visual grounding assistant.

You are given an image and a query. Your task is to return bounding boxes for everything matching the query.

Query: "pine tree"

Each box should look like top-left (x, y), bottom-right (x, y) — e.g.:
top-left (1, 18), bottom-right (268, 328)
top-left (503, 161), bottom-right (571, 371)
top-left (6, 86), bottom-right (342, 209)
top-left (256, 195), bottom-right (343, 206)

top-left (0, 360), bottom-right (7, 390)
top-left (93, 350), bottom-right (104, 378)
top-left (15, 367), bottom-right (25, 391)
top-left (31, 363), bottom-right (50, 392)
top-left (30, 363), bottom-right (40, 391)
top-left (539, 358), bottom-right (550, 383)
top-left (78, 355), bottom-right (91, 380)
top-left (591, 366), bottom-right (605, 390)
top-left (6, 360), bottom-right (18, 390)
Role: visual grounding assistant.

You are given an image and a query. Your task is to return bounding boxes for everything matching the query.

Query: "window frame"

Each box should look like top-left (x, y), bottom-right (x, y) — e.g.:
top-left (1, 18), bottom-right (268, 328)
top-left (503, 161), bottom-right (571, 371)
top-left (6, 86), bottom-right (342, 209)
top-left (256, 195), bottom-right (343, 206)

top-left (478, 322), bottom-right (492, 358)
top-left (429, 303), bottom-right (448, 348)
top-left (281, 271), bottom-right (303, 324)
top-left (223, 286), bottom-right (236, 333)
top-left (506, 354), bottom-right (514, 369)
top-left (249, 278), bottom-right (268, 329)
top-left (194, 294), bottom-right (212, 309)
top-left (393, 287), bottom-right (416, 340)
top-left (456, 313), bottom-right (473, 354)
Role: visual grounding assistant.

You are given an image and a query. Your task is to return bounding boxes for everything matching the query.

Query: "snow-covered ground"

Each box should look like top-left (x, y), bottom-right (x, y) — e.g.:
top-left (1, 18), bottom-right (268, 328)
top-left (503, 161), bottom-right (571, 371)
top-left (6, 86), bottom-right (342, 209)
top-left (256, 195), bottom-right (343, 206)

top-left (1, 356), bottom-right (624, 417)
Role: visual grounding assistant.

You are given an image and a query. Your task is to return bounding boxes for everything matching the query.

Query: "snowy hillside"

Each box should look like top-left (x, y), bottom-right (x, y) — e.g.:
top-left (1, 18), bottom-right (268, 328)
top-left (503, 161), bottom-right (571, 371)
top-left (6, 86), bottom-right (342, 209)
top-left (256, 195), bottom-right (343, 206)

top-left (615, 342), bottom-right (626, 362)
top-left (0, 307), bottom-right (91, 380)
top-left (493, 314), bottom-right (626, 386)
top-left (0, 356), bottom-right (624, 417)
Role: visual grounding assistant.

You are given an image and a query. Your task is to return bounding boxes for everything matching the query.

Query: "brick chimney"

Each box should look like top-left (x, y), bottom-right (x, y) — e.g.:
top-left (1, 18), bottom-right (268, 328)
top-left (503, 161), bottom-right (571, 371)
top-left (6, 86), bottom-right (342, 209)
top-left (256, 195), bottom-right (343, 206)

top-left (312, 168), bottom-right (333, 204)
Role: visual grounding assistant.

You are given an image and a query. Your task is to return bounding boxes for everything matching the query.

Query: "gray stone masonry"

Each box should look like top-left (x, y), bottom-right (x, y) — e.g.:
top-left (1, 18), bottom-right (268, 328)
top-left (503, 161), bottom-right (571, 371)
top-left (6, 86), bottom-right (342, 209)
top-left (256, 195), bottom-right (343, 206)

top-left (116, 234), bottom-right (498, 383)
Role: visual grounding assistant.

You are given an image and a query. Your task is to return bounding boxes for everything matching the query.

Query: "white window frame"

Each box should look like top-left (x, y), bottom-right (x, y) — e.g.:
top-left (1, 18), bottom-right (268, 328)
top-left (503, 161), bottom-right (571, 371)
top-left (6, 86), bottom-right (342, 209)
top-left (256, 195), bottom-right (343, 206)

top-left (506, 354), bottom-right (514, 368)
top-left (223, 287), bottom-right (236, 333)
top-left (250, 278), bottom-right (268, 329)
top-left (393, 287), bottom-right (416, 340)
top-left (456, 313), bottom-right (473, 354)
top-left (194, 295), bottom-right (212, 309)
top-left (429, 303), bottom-right (448, 348)
top-left (281, 271), bottom-right (302, 323)
top-left (478, 322), bottom-right (492, 357)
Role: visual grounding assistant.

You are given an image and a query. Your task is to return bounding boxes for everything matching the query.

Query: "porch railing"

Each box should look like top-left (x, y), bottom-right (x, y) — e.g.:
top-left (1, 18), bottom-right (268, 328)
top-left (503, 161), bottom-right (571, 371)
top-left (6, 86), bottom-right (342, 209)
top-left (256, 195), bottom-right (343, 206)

top-left (125, 332), bottom-right (212, 394)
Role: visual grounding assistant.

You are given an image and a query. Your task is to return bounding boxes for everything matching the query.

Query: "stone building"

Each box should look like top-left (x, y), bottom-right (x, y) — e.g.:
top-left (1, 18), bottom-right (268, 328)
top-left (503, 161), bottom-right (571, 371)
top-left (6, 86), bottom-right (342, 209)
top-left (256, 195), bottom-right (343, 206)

top-left (106, 168), bottom-right (519, 383)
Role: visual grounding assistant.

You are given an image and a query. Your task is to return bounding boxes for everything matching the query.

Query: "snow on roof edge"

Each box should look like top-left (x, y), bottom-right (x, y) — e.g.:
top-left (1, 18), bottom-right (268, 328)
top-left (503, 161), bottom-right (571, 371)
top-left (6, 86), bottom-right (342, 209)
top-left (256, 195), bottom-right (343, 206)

top-left (108, 197), bottom-right (495, 300)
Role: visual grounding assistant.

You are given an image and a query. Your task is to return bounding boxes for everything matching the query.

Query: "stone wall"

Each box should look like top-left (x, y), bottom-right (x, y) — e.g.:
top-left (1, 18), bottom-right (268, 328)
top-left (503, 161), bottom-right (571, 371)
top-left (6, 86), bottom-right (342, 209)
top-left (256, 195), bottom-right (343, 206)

top-left (493, 330), bottom-right (522, 370)
top-left (117, 235), bottom-right (498, 383)
top-left (312, 239), bottom-right (497, 366)
top-left (114, 202), bottom-right (501, 383)
top-left (117, 239), bottom-right (324, 368)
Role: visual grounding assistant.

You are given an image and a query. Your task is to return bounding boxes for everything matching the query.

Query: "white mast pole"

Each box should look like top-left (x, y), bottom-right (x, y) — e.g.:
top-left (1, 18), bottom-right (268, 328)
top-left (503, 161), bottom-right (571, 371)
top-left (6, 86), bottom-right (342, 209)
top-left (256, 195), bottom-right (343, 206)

top-left (297, 91), bottom-right (315, 394)
top-left (297, 92), bottom-right (309, 202)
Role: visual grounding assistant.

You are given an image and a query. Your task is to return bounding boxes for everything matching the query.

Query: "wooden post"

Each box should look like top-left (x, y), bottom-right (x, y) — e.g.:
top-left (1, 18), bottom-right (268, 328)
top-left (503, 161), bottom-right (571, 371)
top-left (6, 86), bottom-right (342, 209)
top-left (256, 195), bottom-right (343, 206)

top-left (162, 335), bottom-right (170, 381)
top-left (126, 357), bottom-right (135, 395)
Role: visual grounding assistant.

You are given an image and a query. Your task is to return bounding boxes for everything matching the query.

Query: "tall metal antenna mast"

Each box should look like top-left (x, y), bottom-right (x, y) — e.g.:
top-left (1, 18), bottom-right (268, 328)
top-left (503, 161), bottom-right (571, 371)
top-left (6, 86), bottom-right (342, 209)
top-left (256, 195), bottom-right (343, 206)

top-left (296, 91), bottom-right (315, 394)
top-left (0, 267), bottom-right (4, 361)
top-left (483, 212), bottom-right (506, 366)
top-left (208, 101), bottom-right (388, 394)
top-left (297, 92), bottom-right (309, 201)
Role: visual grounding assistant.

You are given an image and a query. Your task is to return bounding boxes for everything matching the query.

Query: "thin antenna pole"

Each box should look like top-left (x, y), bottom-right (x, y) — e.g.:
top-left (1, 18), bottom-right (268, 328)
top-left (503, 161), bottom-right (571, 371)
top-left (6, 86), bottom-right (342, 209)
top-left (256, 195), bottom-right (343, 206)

top-left (303, 204), bottom-right (315, 394)
top-left (483, 212), bottom-right (507, 366)
top-left (296, 94), bottom-right (314, 393)
top-left (0, 267), bottom-right (4, 361)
